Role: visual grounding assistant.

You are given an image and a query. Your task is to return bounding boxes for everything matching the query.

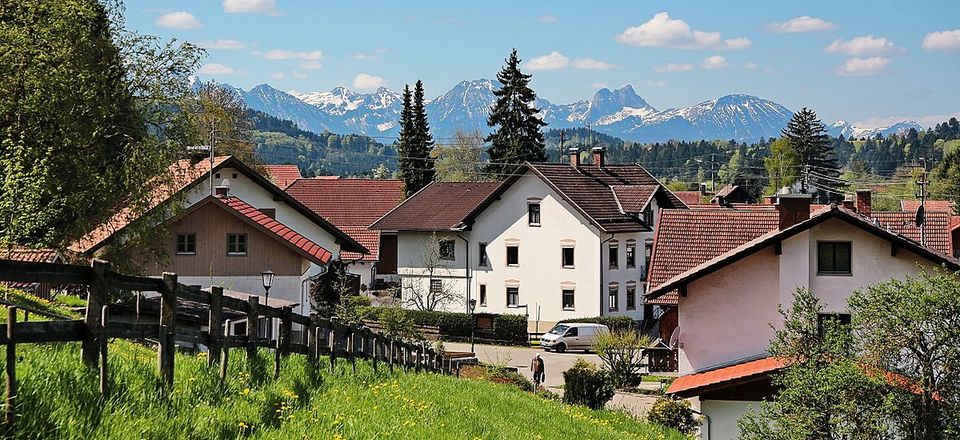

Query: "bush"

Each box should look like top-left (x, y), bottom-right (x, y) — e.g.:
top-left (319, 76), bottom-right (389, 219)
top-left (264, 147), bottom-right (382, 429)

top-left (377, 305), bottom-right (422, 341)
top-left (489, 367), bottom-right (535, 392)
top-left (594, 330), bottom-right (650, 388)
top-left (362, 307), bottom-right (528, 344)
top-left (492, 314), bottom-right (528, 343)
top-left (558, 316), bottom-right (637, 332)
top-left (647, 396), bottom-right (699, 435)
top-left (562, 358), bottom-right (615, 410)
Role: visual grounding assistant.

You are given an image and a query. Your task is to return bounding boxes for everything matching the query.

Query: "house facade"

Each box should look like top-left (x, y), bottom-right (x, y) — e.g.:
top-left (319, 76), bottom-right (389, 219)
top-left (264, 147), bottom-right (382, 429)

top-left (373, 148), bottom-right (686, 329)
top-left (645, 193), bottom-right (959, 440)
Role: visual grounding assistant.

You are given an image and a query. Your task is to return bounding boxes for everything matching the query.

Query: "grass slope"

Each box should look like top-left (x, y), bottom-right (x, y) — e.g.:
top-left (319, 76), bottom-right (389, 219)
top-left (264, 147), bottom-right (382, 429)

top-left (6, 341), bottom-right (685, 439)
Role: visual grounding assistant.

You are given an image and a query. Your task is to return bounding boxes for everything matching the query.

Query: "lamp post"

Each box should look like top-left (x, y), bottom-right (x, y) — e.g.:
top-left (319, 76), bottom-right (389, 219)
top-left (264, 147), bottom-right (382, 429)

top-left (468, 299), bottom-right (477, 353)
top-left (261, 270), bottom-right (275, 303)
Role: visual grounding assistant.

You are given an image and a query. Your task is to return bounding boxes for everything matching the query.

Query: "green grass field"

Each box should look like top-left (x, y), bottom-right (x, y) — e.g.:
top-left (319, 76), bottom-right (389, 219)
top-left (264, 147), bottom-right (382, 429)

top-left (4, 341), bottom-right (685, 439)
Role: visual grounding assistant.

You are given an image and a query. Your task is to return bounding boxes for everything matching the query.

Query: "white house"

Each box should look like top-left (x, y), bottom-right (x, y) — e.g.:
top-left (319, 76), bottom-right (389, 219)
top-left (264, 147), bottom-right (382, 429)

top-left (371, 148), bottom-right (687, 330)
top-left (645, 193), bottom-right (960, 440)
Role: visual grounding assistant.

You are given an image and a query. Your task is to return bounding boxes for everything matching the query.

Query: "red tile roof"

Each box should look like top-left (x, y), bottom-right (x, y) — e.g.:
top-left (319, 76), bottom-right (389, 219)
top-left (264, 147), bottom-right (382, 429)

top-left (214, 194), bottom-right (333, 265)
top-left (871, 211), bottom-right (952, 255)
top-left (668, 356), bottom-right (786, 397)
top-left (610, 185), bottom-right (659, 214)
top-left (263, 165), bottom-right (302, 189)
top-left (1, 247), bottom-right (60, 264)
top-left (673, 191), bottom-right (704, 206)
top-left (371, 181), bottom-right (503, 231)
top-left (647, 208), bottom-right (780, 305)
top-left (338, 226), bottom-right (382, 261)
top-left (900, 199), bottom-right (955, 213)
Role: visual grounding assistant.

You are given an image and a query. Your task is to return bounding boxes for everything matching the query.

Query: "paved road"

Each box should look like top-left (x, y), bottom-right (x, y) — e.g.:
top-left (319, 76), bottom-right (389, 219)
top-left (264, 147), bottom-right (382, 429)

top-left (444, 342), bottom-right (665, 416)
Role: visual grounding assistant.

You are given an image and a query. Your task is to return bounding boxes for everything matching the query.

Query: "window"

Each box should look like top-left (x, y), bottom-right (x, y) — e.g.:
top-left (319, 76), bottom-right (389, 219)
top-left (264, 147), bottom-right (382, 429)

top-left (506, 287), bottom-right (519, 307)
top-left (430, 279), bottom-right (443, 295)
top-left (259, 208), bottom-right (276, 219)
top-left (643, 239), bottom-right (654, 278)
top-left (479, 284), bottom-right (487, 306)
top-left (506, 245), bottom-right (519, 266)
top-left (565, 327), bottom-right (578, 337)
top-left (817, 313), bottom-right (852, 337)
top-left (562, 289), bottom-right (575, 310)
top-left (439, 239), bottom-right (455, 261)
top-left (626, 241), bottom-right (637, 269)
top-left (608, 242), bottom-right (619, 269)
top-left (626, 284), bottom-right (637, 310)
top-left (608, 284), bottom-right (619, 311)
top-left (562, 247), bottom-right (575, 268)
top-left (642, 208), bottom-right (654, 226)
top-left (176, 234), bottom-right (196, 255)
top-left (232, 173), bottom-right (238, 179)
top-left (528, 203), bottom-right (541, 226)
top-left (227, 233), bottom-right (247, 255)
top-left (818, 242), bottom-right (852, 275)
top-left (478, 243), bottom-right (488, 267)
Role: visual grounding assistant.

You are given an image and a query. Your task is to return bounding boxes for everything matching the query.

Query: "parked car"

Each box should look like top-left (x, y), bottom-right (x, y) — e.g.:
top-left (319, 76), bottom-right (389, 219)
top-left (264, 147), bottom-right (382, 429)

top-left (540, 323), bottom-right (609, 353)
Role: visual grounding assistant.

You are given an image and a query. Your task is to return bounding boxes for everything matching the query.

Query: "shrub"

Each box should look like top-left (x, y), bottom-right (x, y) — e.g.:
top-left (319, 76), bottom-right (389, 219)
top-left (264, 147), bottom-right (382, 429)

top-left (492, 314), bottom-right (527, 343)
top-left (594, 330), bottom-right (650, 388)
top-left (362, 307), bottom-right (528, 344)
top-left (558, 316), bottom-right (636, 332)
top-left (647, 396), bottom-right (699, 435)
top-left (335, 294), bottom-right (372, 325)
top-left (489, 367), bottom-right (535, 392)
top-left (377, 305), bottom-right (422, 341)
top-left (562, 358), bottom-right (615, 410)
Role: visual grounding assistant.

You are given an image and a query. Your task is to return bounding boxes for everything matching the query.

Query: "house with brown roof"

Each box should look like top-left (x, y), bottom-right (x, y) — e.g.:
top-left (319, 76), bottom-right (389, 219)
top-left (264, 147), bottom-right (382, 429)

top-left (73, 156), bottom-right (366, 316)
top-left (285, 177), bottom-right (404, 290)
top-left (263, 164), bottom-right (303, 189)
top-left (372, 147), bottom-right (687, 329)
top-left (1, 247), bottom-right (65, 298)
top-left (644, 192), bottom-right (959, 440)
top-left (900, 198), bottom-right (960, 257)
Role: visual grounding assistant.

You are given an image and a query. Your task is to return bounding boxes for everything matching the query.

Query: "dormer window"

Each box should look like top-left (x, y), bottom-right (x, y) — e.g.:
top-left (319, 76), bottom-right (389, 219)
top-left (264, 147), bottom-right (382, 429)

top-left (642, 208), bottom-right (654, 226)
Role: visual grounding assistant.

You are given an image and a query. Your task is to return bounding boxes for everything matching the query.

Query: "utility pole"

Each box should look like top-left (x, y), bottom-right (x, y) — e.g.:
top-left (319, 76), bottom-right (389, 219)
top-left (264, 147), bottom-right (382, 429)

top-left (801, 164), bottom-right (809, 194)
top-left (916, 158), bottom-right (928, 247)
top-left (558, 129), bottom-right (565, 164)
top-left (710, 153), bottom-right (716, 192)
top-left (209, 122), bottom-right (217, 196)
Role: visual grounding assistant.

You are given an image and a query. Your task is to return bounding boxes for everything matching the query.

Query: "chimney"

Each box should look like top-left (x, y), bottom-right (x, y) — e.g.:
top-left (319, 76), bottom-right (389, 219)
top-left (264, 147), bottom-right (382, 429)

top-left (776, 194), bottom-right (812, 230)
top-left (841, 199), bottom-right (855, 211)
top-left (591, 146), bottom-right (606, 167)
top-left (568, 147), bottom-right (581, 167)
top-left (856, 190), bottom-right (871, 217)
top-left (764, 195), bottom-right (777, 205)
top-left (214, 179), bottom-right (230, 197)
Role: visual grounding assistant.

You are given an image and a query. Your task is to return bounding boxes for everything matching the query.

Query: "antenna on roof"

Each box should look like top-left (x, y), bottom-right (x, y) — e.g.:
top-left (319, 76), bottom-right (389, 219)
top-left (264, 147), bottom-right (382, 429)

top-left (915, 157), bottom-right (928, 246)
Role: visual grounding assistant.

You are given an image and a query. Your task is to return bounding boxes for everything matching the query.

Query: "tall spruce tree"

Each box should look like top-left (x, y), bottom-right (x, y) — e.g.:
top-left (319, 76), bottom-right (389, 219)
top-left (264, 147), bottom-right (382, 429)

top-left (411, 80), bottom-right (435, 187)
top-left (396, 85), bottom-right (417, 196)
top-left (486, 49), bottom-right (547, 176)
top-left (782, 108), bottom-right (843, 201)
top-left (396, 81), bottom-right (435, 197)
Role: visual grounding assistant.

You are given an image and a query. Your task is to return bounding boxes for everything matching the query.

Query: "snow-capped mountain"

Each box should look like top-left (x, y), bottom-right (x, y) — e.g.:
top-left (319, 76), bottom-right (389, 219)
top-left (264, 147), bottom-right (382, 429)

top-left (228, 79), bottom-right (919, 143)
top-left (828, 120), bottom-right (923, 139)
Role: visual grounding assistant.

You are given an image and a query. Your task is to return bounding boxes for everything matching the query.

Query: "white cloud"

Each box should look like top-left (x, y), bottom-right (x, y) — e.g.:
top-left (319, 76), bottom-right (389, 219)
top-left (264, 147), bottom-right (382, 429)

top-left (197, 39), bottom-right (244, 50)
top-left (353, 73), bottom-right (385, 90)
top-left (616, 12), bottom-right (750, 50)
top-left (922, 29), bottom-right (960, 52)
top-left (261, 50), bottom-right (324, 60)
top-left (654, 63), bottom-right (695, 73)
top-left (155, 11), bottom-right (201, 29)
top-left (223, 0), bottom-right (277, 14)
top-left (526, 51), bottom-right (570, 70)
top-left (539, 15), bottom-right (557, 23)
top-left (198, 63), bottom-right (235, 75)
top-left (744, 62), bottom-right (758, 70)
top-left (572, 58), bottom-right (616, 70)
top-left (766, 16), bottom-right (836, 33)
top-left (271, 72), bottom-right (285, 80)
top-left (353, 53), bottom-right (381, 61)
top-left (640, 80), bottom-right (667, 88)
top-left (292, 71), bottom-right (308, 79)
top-left (700, 55), bottom-right (728, 69)
top-left (836, 57), bottom-right (890, 76)
top-left (825, 35), bottom-right (897, 55)
top-left (300, 61), bottom-right (323, 70)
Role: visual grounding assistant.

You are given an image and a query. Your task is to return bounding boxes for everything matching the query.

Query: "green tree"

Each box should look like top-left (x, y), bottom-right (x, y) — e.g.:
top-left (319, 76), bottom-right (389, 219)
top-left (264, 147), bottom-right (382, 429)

top-left (848, 270), bottom-right (960, 439)
top-left (782, 108), bottom-right (843, 201)
top-left (0, 0), bottom-right (202, 249)
top-left (764, 138), bottom-right (800, 195)
top-left (432, 130), bottom-right (485, 182)
top-left (485, 49), bottom-right (547, 176)
top-left (739, 288), bottom-right (893, 440)
top-left (187, 82), bottom-right (257, 166)
top-left (931, 147), bottom-right (960, 214)
top-left (396, 81), bottom-right (435, 196)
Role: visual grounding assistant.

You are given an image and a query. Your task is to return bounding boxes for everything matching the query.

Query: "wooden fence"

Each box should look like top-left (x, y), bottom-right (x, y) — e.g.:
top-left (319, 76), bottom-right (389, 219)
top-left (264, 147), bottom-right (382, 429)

top-left (0, 259), bottom-right (467, 436)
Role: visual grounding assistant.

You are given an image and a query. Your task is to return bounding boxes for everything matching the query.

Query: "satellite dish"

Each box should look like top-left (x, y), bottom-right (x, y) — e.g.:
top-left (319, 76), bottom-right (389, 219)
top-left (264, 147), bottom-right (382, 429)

top-left (668, 327), bottom-right (681, 349)
top-left (915, 205), bottom-right (925, 227)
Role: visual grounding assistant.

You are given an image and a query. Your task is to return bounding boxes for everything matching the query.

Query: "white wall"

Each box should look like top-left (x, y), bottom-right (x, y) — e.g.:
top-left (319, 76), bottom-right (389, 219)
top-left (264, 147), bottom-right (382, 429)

top-left (603, 231), bottom-right (652, 320)
top-left (701, 400), bottom-right (758, 440)
top-left (396, 230), bottom-right (469, 313)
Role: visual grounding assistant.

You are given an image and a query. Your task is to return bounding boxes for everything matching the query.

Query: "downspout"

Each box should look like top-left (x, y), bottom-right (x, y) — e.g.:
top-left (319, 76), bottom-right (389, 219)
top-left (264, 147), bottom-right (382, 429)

top-left (600, 233), bottom-right (614, 315)
top-left (457, 234), bottom-right (470, 314)
top-left (690, 408), bottom-right (710, 440)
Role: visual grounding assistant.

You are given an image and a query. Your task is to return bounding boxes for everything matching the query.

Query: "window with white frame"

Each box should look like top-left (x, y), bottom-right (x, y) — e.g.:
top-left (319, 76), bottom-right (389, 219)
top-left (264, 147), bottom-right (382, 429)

top-left (626, 282), bottom-right (637, 310)
top-left (479, 284), bottom-right (487, 306)
top-left (430, 279), bottom-right (443, 295)
top-left (506, 287), bottom-right (519, 307)
top-left (608, 283), bottom-right (619, 311)
top-left (528, 202), bottom-right (541, 226)
top-left (626, 240), bottom-right (637, 269)
top-left (439, 239), bottom-right (455, 261)
top-left (176, 233), bottom-right (196, 255)
top-left (506, 245), bottom-right (519, 266)
top-left (608, 240), bottom-right (619, 269)
top-left (227, 233), bottom-right (247, 255)
top-left (562, 289), bottom-right (575, 310)
top-left (478, 242), bottom-right (488, 267)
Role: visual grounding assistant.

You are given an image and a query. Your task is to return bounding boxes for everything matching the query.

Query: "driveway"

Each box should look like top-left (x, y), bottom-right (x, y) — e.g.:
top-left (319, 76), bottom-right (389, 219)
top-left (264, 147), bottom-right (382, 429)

top-left (444, 342), bottom-right (665, 417)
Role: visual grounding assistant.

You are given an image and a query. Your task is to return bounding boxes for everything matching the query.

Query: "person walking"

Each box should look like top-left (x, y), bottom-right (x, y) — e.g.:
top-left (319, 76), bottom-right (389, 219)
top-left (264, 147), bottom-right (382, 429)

top-left (530, 353), bottom-right (546, 390)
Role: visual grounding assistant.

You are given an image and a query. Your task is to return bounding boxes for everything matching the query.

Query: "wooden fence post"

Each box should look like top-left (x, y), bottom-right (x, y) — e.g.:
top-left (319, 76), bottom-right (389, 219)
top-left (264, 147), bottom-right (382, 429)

top-left (328, 318), bottom-right (338, 373)
top-left (347, 326), bottom-right (356, 374)
top-left (246, 296), bottom-right (259, 365)
top-left (208, 286), bottom-right (224, 368)
top-left (83, 260), bottom-right (110, 367)
top-left (388, 339), bottom-right (394, 373)
top-left (159, 273), bottom-right (177, 388)
top-left (455, 360), bottom-right (461, 378)
top-left (220, 320), bottom-right (230, 383)
top-left (414, 344), bottom-right (421, 373)
top-left (370, 331), bottom-right (378, 373)
top-left (307, 313), bottom-right (318, 363)
top-left (5, 306), bottom-right (16, 436)
top-left (274, 306), bottom-right (292, 379)
top-left (99, 306), bottom-right (109, 397)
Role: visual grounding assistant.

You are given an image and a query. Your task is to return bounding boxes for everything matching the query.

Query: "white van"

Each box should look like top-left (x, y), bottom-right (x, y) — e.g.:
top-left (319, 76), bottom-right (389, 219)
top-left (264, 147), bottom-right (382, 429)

top-left (540, 323), bottom-right (609, 353)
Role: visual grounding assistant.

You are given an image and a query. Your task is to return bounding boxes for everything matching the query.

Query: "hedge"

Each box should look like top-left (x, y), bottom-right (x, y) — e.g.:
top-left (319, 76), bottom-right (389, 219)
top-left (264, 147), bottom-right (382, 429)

top-left (362, 307), bottom-right (528, 344)
top-left (557, 316), bottom-right (637, 332)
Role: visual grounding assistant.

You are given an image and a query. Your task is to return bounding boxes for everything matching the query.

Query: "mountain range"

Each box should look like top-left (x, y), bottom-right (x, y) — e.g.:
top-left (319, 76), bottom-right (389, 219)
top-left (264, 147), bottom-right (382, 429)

top-left (227, 79), bottom-right (923, 143)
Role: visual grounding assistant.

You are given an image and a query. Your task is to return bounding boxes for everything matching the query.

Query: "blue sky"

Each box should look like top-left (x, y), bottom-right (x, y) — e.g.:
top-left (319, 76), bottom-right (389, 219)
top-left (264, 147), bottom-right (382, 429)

top-left (128, 0), bottom-right (960, 128)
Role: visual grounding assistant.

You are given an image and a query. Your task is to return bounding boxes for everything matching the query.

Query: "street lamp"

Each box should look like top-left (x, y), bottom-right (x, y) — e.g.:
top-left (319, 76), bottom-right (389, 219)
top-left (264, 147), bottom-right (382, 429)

top-left (468, 299), bottom-right (477, 353)
top-left (261, 270), bottom-right (275, 303)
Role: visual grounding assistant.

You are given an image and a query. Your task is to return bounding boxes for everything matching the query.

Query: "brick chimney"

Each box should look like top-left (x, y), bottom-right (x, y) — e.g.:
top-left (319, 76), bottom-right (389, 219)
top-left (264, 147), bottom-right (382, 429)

top-left (856, 190), bottom-right (871, 217)
top-left (776, 194), bottom-right (812, 229)
top-left (568, 147), bottom-right (581, 167)
top-left (591, 146), bottom-right (606, 167)
top-left (841, 199), bottom-right (855, 211)
top-left (214, 179), bottom-right (230, 197)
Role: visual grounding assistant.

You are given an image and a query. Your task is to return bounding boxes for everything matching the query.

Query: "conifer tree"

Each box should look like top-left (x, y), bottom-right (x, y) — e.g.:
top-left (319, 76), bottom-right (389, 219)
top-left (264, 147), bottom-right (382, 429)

top-left (782, 108), bottom-right (843, 201)
top-left (486, 49), bottom-right (547, 176)
top-left (411, 80), bottom-right (435, 188)
top-left (396, 85), bottom-right (418, 196)
top-left (396, 81), bottom-right (435, 197)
